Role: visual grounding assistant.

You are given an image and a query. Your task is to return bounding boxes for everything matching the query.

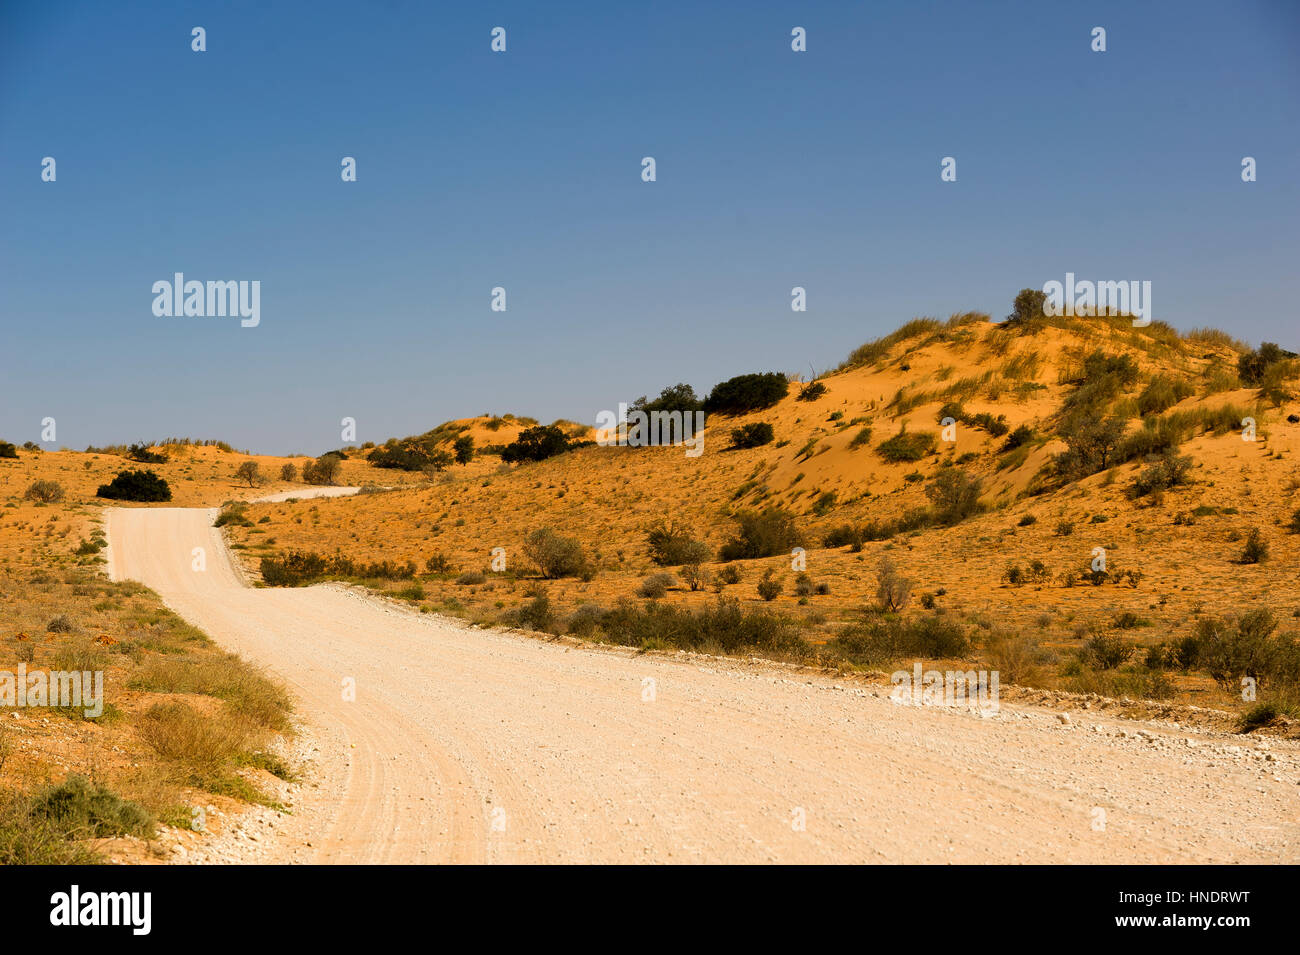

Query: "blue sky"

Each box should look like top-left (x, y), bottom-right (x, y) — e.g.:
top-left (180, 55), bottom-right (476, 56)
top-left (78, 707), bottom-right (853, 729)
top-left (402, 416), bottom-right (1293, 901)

top-left (2, 0), bottom-right (1297, 454)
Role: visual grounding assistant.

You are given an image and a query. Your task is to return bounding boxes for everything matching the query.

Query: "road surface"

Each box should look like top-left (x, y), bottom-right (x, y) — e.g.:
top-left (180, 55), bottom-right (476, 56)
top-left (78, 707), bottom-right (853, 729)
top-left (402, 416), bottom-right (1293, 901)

top-left (105, 501), bottom-right (1298, 863)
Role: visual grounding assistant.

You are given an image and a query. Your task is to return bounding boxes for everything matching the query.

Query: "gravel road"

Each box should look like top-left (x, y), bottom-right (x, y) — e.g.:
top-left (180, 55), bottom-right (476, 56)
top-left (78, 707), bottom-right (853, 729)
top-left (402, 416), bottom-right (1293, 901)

top-left (105, 502), bottom-right (1298, 864)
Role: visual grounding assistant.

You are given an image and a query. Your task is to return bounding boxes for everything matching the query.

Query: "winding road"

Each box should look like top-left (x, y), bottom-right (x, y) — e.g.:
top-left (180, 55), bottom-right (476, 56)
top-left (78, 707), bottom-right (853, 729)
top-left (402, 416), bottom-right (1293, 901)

top-left (105, 496), bottom-right (1298, 863)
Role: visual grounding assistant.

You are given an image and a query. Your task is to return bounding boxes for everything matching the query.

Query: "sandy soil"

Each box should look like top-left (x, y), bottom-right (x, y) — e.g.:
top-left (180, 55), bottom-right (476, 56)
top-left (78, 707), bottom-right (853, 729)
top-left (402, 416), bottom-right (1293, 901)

top-left (105, 501), bottom-right (1299, 864)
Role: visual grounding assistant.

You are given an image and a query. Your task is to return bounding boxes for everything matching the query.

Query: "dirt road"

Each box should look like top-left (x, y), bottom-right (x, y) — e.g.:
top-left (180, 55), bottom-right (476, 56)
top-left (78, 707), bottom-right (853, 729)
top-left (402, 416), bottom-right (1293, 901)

top-left (105, 501), bottom-right (1298, 863)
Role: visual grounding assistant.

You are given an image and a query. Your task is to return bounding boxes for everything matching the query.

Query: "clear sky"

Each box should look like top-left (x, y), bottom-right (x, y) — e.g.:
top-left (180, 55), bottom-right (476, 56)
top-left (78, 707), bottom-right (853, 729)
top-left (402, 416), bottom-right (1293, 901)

top-left (2, 0), bottom-right (1297, 454)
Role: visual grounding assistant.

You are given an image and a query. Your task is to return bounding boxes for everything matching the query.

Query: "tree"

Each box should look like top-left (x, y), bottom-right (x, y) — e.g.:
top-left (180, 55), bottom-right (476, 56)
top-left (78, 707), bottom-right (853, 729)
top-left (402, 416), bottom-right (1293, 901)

top-left (235, 461), bottom-right (261, 487)
top-left (702, 373), bottom-right (788, 415)
top-left (925, 467), bottom-right (984, 525)
top-left (96, 469), bottom-right (172, 502)
top-left (1237, 342), bottom-right (1289, 385)
top-left (280, 462), bottom-right (297, 482)
top-left (1056, 415), bottom-right (1126, 479)
top-left (875, 557), bottom-right (911, 612)
top-left (302, 453), bottom-right (342, 486)
top-left (1006, 288), bottom-right (1048, 327)
top-left (501, 425), bottom-right (571, 463)
top-left (522, 528), bottom-right (589, 579)
top-left (453, 435), bottom-right (475, 465)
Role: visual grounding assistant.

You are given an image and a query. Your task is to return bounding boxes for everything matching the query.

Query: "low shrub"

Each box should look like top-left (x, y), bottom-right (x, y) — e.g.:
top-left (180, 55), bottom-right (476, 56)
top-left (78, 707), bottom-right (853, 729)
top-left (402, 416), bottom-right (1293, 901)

top-left (23, 480), bottom-right (64, 503)
top-left (718, 508), bottom-right (800, 561)
top-left (730, 422), bottom-right (775, 449)
top-left (96, 469), bottom-right (172, 502)
top-left (876, 428), bottom-right (936, 463)
top-left (523, 528), bottom-right (590, 579)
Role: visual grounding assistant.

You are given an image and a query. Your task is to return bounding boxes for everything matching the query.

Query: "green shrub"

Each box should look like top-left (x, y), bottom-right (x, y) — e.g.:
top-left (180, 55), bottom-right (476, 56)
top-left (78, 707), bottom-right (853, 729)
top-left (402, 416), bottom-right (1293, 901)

top-left (301, 453), bottom-right (343, 485)
top-left (730, 422), bottom-right (775, 449)
top-left (214, 503), bottom-right (253, 527)
top-left (876, 428), bottom-right (936, 463)
top-left (24, 480), bottom-right (65, 503)
top-left (30, 776), bottom-right (153, 840)
top-left (96, 469), bottom-right (172, 502)
top-left (646, 521), bottom-right (710, 566)
top-left (703, 373), bottom-right (789, 415)
top-left (1131, 451), bottom-right (1193, 498)
top-left (500, 425), bottom-right (574, 463)
top-left (260, 550), bottom-right (415, 586)
top-left (580, 597), bottom-right (805, 656)
top-left (127, 442), bottom-right (168, 464)
top-left (718, 508), bottom-right (800, 560)
top-left (1084, 633), bottom-right (1133, 670)
top-left (1137, 375), bottom-right (1194, 416)
top-left (1238, 342), bottom-right (1291, 385)
top-left (523, 528), bottom-right (590, 578)
top-left (924, 467), bottom-right (984, 525)
top-left (795, 381), bottom-right (827, 402)
top-left (637, 573), bottom-right (676, 599)
top-left (756, 569), bottom-right (782, 601)
top-left (1239, 527), bottom-right (1268, 564)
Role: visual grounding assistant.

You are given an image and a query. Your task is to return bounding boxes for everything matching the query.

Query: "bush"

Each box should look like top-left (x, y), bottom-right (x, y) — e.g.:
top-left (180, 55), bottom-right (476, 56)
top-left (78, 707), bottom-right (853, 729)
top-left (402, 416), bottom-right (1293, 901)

top-left (1188, 610), bottom-right (1300, 688)
top-left (1238, 342), bottom-right (1290, 385)
top-left (703, 373), bottom-right (789, 415)
top-left (579, 596), bottom-right (805, 656)
top-left (924, 467), bottom-right (984, 525)
top-left (456, 570), bottom-right (487, 585)
top-left (23, 480), bottom-right (64, 503)
top-left (1131, 451), bottom-right (1192, 498)
top-left (718, 564), bottom-right (741, 585)
top-left (796, 381), bottom-right (827, 402)
top-left (829, 615), bottom-right (968, 667)
top-left (96, 469), bottom-right (172, 502)
top-left (29, 776), bottom-right (153, 840)
top-left (848, 426), bottom-right (873, 450)
top-left (280, 462), bottom-right (297, 482)
top-left (47, 615), bottom-right (76, 633)
top-left (1017, 514), bottom-right (1037, 527)
top-left (214, 503), bottom-right (253, 527)
top-left (1005, 288), bottom-right (1048, 329)
top-left (1001, 425), bottom-right (1034, 452)
top-left (301, 453), bottom-right (343, 485)
top-left (235, 461), bottom-right (261, 487)
top-left (1085, 633), bottom-right (1133, 670)
top-left (756, 569), bottom-right (782, 601)
top-left (679, 562), bottom-right (708, 592)
top-left (0, 442), bottom-right (17, 459)
top-left (718, 508), bottom-right (800, 560)
top-left (730, 422), bottom-right (775, 449)
top-left (875, 558), bottom-right (911, 612)
top-left (453, 435), bottom-right (474, 464)
top-left (425, 553), bottom-right (455, 574)
top-left (127, 442), bottom-right (168, 464)
top-left (1239, 527), bottom-right (1268, 564)
top-left (646, 521), bottom-right (710, 566)
top-left (1289, 507), bottom-right (1300, 535)
top-left (876, 428), bottom-right (936, 463)
top-left (523, 528), bottom-right (590, 579)
top-left (638, 573), bottom-right (676, 599)
top-left (1137, 375), bottom-right (1193, 416)
top-left (500, 425), bottom-right (573, 464)
top-left (260, 550), bottom-right (415, 586)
